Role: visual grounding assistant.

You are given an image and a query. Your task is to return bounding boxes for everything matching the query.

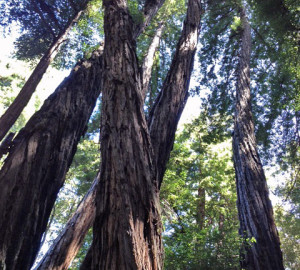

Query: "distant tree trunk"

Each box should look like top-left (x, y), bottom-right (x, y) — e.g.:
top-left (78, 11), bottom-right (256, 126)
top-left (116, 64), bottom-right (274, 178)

top-left (233, 9), bottom-right (284, 270)
top-left (0, 47), bottom-right (103, 270)
top-left (0, 2), bottom-right (89, 142)
top-left (35, 175), bottom-right (99, 270)
top-left (196, 187), bottom-right (205, 230)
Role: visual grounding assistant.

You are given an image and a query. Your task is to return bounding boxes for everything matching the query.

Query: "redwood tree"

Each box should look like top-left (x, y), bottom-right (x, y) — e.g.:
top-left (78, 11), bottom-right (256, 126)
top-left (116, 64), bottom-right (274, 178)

top-left (36, 0), bottom-right (201, 268)
top-left (0, 0), bottom-right (167, 268)
top-left (36, 14), bottom-right (166, 269)
top-left (88, 0), bottom-right (202, 268)
top-left (233, 8), bottom-right (284, 270)
top-left (0, 47), bottom-right (103, 270)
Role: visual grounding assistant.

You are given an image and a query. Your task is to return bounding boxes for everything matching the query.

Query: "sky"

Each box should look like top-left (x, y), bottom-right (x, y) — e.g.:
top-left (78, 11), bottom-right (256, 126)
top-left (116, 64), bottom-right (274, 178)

top-left (0, 33), bottom-right (70, 118)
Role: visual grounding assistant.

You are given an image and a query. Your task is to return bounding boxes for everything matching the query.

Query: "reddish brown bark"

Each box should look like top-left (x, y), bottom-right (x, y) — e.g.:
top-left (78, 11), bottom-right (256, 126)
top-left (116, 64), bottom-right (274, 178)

top-left (24, 0), bottom-right (202, 269)
top-left (148, 0), bottom-right (202, 186)
top-left (61, 1), bottom-right (202, 268)
top-left (0, 47), bottom-right (103, 270)
top-left (89, 0), bottom-right (163, 268)
top-left (34, 1), bottom-right (168, 268)
top-left (233, 9), bottom-right (284, 270)
top-left (0, 1), bottom-right (89, 142)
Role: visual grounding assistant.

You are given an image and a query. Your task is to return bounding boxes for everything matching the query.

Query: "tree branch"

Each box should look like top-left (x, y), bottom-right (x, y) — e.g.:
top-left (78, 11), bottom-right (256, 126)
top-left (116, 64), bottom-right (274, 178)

top-left (35, 175), bottom-right (99, 270)
top-left (148, 0), bottom-right (203, 187)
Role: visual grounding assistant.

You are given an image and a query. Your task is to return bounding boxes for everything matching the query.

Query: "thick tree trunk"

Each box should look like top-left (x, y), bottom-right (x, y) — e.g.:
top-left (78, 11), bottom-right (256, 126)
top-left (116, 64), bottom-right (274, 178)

top-left (32, 0), bottom-right (201, 267)
top-left (148, 0), bottom-right (202, 186)
top-left (56, 1), bottom-right (202, 267)
top-left (35, 175), bottom-right (99, 270)
top-left (0, 2), bottom-right (88, 142)
top-left (233, 9), bottom-right (284, 270)
top-left (89, 1), bottom-right (163, 269)
top-left (0, 47), bottom-right (103, 270)
top-left (35, 1), bottom-right (167, 268)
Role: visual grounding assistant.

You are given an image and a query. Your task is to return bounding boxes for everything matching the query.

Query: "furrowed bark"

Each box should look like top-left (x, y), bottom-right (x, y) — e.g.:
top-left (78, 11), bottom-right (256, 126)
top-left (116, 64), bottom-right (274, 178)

top-left (36, 1), bottom-right (166, 268)
top-left (0, 47), bottom-right (103, 270)
top-left (0, 1), bottom-right (89, 143)
top-left (141, 22), bottom-right (165, 101)
top-left (89, 0), bottom-right (162, 269)
top-left (233, 9), bottom-right (284, 270)
top-left (148, 0), bottom-right (202, 187)
top-left (59, 1), bottom-right (202, 267)
top-left (35, 175), bottom-right (99, 270)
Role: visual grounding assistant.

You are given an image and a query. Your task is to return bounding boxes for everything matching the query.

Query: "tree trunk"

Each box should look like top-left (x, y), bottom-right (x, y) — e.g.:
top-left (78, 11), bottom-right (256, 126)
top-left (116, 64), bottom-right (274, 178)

top-left (30, 0), bottom-right (201, 267)
top-left (148, 0), bottom-right (202, 186)
top-left (0, 2), bottom-right (89, 142)
top-left (35, 175), bottom-right (99, 270)
top-left (89, 0), bottom-right (163, 269)
top-left (0, 47), bottom-right (103, 270)
top-left (34, 1), bottom-right (167, 268)
top-left (233, 9), bottom-right (284, 270)
top-left (196, 187), bottom-right (205, 230)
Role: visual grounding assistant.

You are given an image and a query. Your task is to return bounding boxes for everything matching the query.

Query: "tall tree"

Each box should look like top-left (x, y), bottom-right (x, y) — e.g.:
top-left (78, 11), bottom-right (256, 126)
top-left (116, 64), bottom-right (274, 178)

top-left (0, 0), bottom-right (91, 142)
top-left (90, 0), bottom-right (163, 265)
top-left (0, 0), bottom-right (167, 268)
top-left (87, 0), bottom-right (202, 268)
top-left (0, 47), bottom-right (104, 270)
top-left (36, 17), bottom-right (166, 269)
top-left (232, 8), bottom-right (284, 269)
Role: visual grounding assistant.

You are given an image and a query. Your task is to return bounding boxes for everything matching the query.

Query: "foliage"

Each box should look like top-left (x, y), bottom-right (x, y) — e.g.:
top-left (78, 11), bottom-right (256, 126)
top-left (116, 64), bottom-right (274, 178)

top-left (161, 113), bottom-right (241, 269)
top-left (53, 0), bottom-right (104, 69)
top-left (275, 205), bottom-right (300, 270)
top-left (197, 0), bottom-right (239, 126)
top-left (0, 60), bottom-right (41, 133)
top-left (197, 0), bottom-right (299, 168)
top-left (0, 0), bottom-right (104, 69)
